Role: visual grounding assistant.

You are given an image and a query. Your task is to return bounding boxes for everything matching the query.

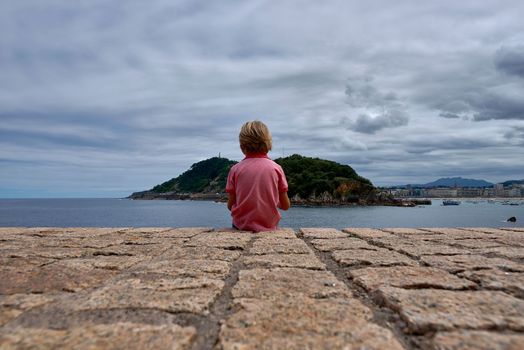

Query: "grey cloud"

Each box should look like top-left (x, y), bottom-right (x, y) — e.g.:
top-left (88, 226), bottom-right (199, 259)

top-left (439, 112), bottom-right (460, 119)
top-left (350, 111), bottom-right (409, 134)
top-left (495, 46), bottom-right (524, 78)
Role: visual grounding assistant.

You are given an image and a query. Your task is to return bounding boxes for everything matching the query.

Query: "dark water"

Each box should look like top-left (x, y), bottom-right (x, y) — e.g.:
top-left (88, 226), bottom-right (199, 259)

top-left (0, 198), bottom-right (522, 229)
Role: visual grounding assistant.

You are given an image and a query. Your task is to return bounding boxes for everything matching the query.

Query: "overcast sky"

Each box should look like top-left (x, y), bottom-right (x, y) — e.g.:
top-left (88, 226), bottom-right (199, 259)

top-left (1, 0), bottom-right (524, 197)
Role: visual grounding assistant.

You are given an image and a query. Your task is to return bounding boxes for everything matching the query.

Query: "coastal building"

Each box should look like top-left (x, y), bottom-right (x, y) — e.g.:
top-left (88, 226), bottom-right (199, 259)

top-left (426, 188), bottom-right (458, 198)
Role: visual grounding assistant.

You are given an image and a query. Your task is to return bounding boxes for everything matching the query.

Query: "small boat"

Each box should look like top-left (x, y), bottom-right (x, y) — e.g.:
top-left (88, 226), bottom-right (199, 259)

top-left (442, 199), bottom-right (461, 206)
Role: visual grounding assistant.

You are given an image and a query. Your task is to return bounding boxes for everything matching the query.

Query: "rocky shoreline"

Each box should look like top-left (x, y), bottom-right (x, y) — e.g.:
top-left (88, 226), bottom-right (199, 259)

top-left (1, 226), bottom-right (524, 349)
top-left (128, 191), bottom-right (430, 207)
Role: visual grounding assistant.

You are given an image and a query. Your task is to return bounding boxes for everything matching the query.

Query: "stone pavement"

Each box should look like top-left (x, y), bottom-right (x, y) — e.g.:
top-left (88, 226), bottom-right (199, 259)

top-left (1, 227), bottom-right (524, 349)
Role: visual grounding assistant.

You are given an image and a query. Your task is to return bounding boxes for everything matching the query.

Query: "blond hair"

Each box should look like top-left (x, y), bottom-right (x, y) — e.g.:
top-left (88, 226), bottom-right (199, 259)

top-left (239, 120), bottom-right (272, 154)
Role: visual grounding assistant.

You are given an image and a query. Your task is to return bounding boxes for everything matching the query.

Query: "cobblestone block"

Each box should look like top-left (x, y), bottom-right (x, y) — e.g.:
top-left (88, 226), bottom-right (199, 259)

top-left (251, 228), bottom-right (297, 239)
top-left (376, 287), bottom-right (524, 333)
top-left (299, 228), bottom-right (348, 239)
top-left (431, 330), bottom-right (524, 350)
top-left (184, 231), bottom-right (251, 250)
top-left (232, 268), bottom-right (352, 300)
top-left (250, 238), bottom-right (311, 255)
top-left (73, 277), bottom-right (224, 314)
top-left (478, 246), bottom-right (524, 259)
top-left (131, 259), bottom-right (231, 278)
top-left (219, 297), bottom-right (404, 350)
top-left (332, 248), bottom-right (417, 267)
top-left (343, 228), bottom-right (393, 238)
top-left (421, 254), bottom-right (524, 273)
top-left (243, 253), bottom-right (325, 270)
top-left (382, 228), bottom-right (433, 235)
top-left (157, 246), bottom-right (241, 262)
top-left (461, 269), bottom-right (524, 297)
top-left (0, 294), bottom-right (58, 326)
top-left (349, 266), bottom-right (476, 291)
top-left (310, 238), bottom-right (376, 252)
top-left (0, 322), bottom-right (196, 350)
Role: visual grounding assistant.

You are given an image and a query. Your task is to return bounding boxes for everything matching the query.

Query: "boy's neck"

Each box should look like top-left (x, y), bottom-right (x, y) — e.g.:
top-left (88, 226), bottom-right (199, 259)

top-left (244, 153), bottom-right (268, 159)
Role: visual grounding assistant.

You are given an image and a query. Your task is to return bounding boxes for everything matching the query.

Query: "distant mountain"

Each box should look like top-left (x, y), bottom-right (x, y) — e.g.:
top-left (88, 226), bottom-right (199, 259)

top-left (502, 179), bottom-right (524, 187)
top-left (398, 177), bottom-right (494, 188)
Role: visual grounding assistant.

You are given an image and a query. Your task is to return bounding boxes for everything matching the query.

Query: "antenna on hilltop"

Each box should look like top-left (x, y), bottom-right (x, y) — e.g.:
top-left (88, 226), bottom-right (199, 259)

top-left (218, 152), bottom-right (221, 158)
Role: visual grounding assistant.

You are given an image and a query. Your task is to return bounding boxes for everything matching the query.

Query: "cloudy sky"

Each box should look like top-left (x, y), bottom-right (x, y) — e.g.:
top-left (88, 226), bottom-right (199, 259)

top-left (1, 0), bottom-right (524, 197)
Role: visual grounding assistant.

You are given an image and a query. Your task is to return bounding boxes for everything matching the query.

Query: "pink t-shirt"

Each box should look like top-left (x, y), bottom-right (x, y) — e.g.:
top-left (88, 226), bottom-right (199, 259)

top-left (226, 154), bottom-right (288, 232)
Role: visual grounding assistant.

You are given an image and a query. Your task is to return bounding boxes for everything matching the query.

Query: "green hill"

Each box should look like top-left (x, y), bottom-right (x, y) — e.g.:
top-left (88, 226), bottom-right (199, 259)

top-left (151, 157), bottom-right (237, 194)
top-left (274, 154), bottom-right (374, 202)
top-left (129, 154), bottom-right (381, 204)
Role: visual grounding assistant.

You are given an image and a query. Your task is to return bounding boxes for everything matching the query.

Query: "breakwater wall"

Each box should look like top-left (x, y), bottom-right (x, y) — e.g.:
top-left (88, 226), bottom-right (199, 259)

top-left (1, 226), bottom-right (524, 349)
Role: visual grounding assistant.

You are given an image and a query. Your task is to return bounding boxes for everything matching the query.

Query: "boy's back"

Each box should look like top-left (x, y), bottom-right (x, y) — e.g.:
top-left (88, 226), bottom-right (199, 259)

top-left (226, 154), bottom-right (288, 232)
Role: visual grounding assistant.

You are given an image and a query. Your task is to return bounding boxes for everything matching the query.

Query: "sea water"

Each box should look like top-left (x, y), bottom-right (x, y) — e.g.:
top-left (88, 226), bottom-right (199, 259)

top-left (0, 198), bottom-right (522, 229)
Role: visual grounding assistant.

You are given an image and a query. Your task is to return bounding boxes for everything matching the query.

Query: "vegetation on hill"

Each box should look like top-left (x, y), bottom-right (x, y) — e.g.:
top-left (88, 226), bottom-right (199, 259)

top-left (274, 154), bottom-right (374, 202)
top-left (131, 154), bottom-right (382, 204)
top-left (151, 157), bottom-right (237, 193)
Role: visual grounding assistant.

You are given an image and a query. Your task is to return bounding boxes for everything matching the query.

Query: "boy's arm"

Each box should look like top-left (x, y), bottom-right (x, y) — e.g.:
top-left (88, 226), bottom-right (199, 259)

top-left (278, 191), bottom-right (290, 210)
top-left (227, 192), bottom-right (236, 211)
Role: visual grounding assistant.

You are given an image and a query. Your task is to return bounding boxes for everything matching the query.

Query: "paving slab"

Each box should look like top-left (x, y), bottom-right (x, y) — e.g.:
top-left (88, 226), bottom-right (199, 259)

top-left (157, 246), bottom-right (241, 262)
top-left (389, 242), bottom-right (471, 258)
top-left (299, 228), bottom-right (348, 239)
top-left (332, 248), bottom-right (417, 267)
top-left (477, 246), bottom-right (524, 259)
top-left (130, 259), bottom-right (231, 278)
top-left (381, 228), bottom-right (433, 235)
top-left (420, 228), bottom-right (476, 235)
top-left (431, 330), bottom-right (524, 350)
top-left (219, 297), bottom-right (404, 350)
top-left (310, 237), bottom-right (376, 252)
top-left (184, 231), bottom-right (251, 250)
top-left (421, 254), bottom-right (524, 273)
top-left (249, 237), bottom-right (311, 255)
top-left (243, 253), bottom-right (326, 270)
top-left (445, 238), bottom-right (509, 250)
top-left (0, 294), bottom-right (58, 326)
top-left (72, 276), bottom-right (224, 314)
top-left (0, 322), bottom-right (196, 350)
top-left (0, 260), bottom-right (118, 294)
top-left (251, 228), bottom-right (297, 239)
top-left (343, 228), bottom-right (393, 238)
top-left (349, 266), bottom-right (476, 291)
top-left (460, 227), bottom-right (513, 235)
top-left (461, 269), bottom-right (524, 297)
top-left (376, 287), bottom-right (524, 333)
top-left (501, 227), bottom-right (524, 233)
top-left (232, 268), bottom-right (353, 300)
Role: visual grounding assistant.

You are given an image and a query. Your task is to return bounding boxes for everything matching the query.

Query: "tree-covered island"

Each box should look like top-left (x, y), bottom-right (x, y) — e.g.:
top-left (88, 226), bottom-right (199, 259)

top-left (128, 154), bottom-right (413, 206)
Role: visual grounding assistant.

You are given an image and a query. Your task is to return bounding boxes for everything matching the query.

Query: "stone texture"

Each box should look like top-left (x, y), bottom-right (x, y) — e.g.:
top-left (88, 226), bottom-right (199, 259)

top-left (131, 259), bottom-right (231, 278)
top-left (376, 287), bottom-right (524, 333)
top-left (0, 322), bottom-right (196, 350)
top-left (445, 239), bottom-right (508, 249)
top-left (461, 269), bottom-right (524, 297)
top-left (310, 237), bottom-right (376, 252)
top-left (157, 246), bottom-right (241, 262)
top-left (243, 253), bottom-right (325, 270)
top-left (501, 227), bottom-right (524, 233)
top-left (232, 268), bottom-right (352, 300)
top-left (420, 228), bottom-right (476, 235)
top-left (349, 266), bottom-right (476, 291)
top-left (382, 228), bottom-right (433, 235)
top-left (343, 228), bottom-right (393, 238)
top-left (389, 242), bottom-right (471, 258)
top-left (251, 228), bottom-right (297, 239)
top-left (219, 297), bottom-right (404, 350)
top-left (0, 260), bottom-right (118, 294)
top-left (478, 246), bottom-right (524, 259)
top-left (72, 277), bottom-right (224, 314)
top-left (299, 228), bottom-right (348, 239)
top-left (250, 237), bottom-right (311, 255)
top-left (184, 231), bottom-right (251, 250)
top-left (332, 248), bottom-right (417, 267)
top-left (0, 294), bottom-right (57, 326)
top-left (421, 254), bottom-right (524, 273)
top-left (432, 330), bottom-right (524, 350)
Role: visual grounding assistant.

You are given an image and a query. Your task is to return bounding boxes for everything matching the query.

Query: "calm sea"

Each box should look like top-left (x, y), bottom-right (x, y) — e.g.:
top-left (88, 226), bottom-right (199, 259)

top-left (0, 198), bottom-right (522, 229)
